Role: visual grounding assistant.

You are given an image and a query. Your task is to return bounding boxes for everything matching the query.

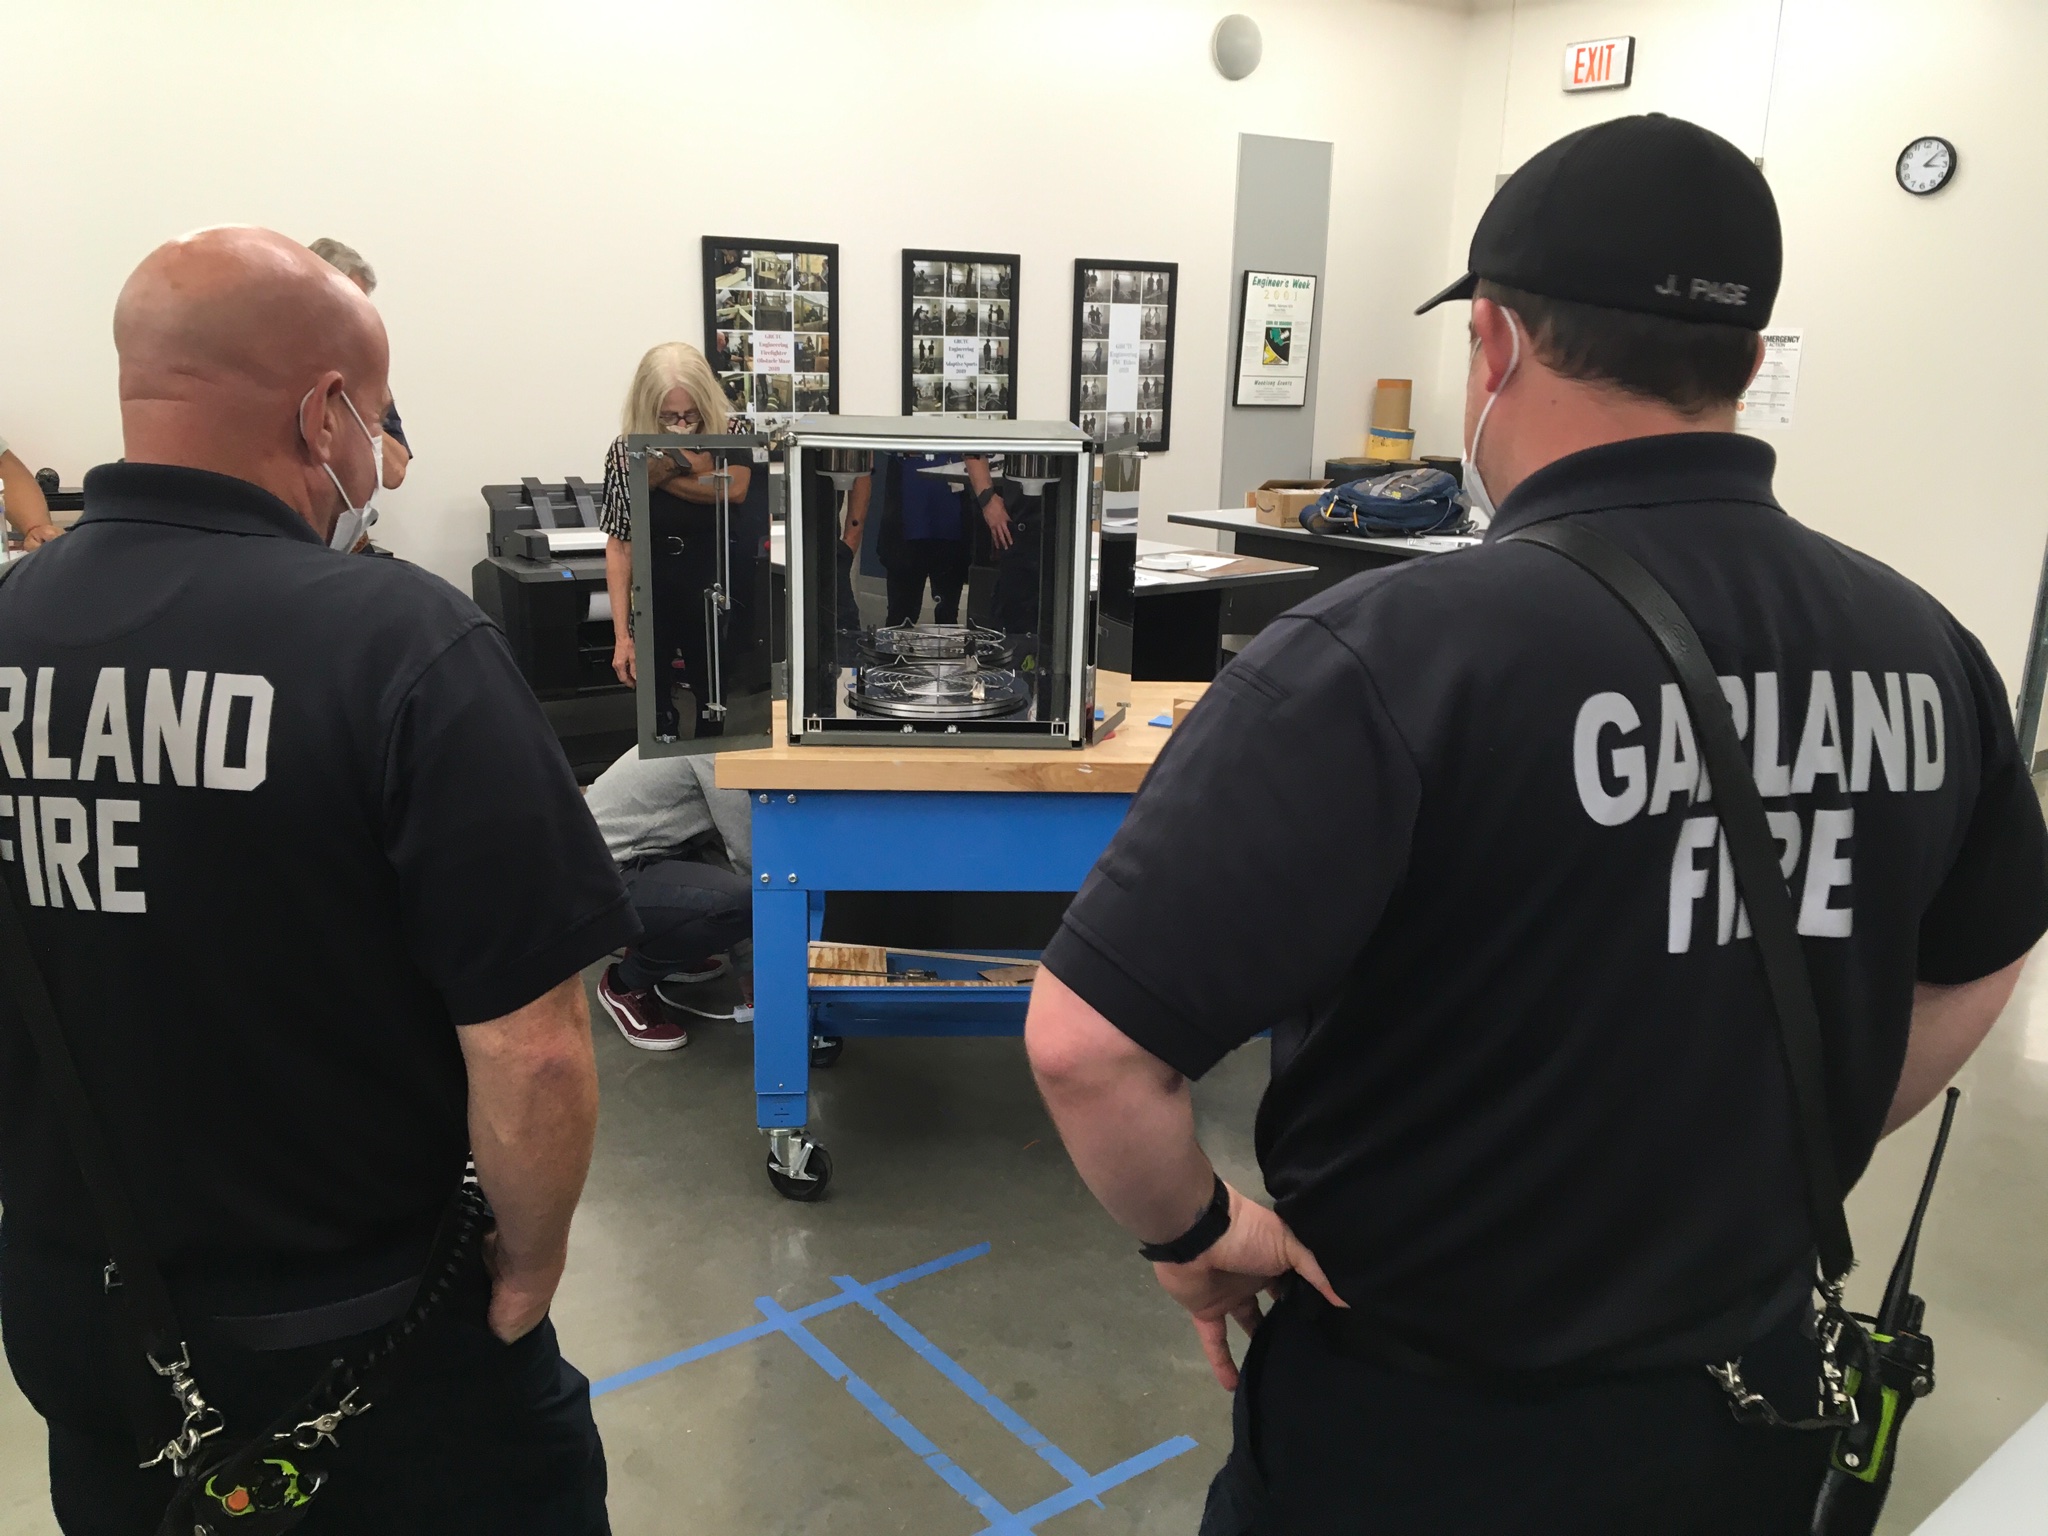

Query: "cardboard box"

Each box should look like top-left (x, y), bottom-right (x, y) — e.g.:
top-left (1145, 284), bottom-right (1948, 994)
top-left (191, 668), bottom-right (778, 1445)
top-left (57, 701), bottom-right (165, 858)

top-left (1246, 478), bottom-right (1329, 526)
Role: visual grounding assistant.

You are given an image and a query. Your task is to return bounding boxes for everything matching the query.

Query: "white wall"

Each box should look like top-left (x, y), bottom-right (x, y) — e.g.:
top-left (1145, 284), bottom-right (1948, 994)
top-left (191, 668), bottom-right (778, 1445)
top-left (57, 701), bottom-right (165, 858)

top-left (0, 0), bottom-right (1470, 583)
top-left (9, 0), bottom-right (2043, 696)
top-left (1424, 0), bottom-right (2048, 697)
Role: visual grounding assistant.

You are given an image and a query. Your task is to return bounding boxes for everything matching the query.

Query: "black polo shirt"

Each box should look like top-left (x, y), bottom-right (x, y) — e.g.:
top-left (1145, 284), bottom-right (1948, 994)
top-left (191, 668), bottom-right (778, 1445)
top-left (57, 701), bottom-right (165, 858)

top-left (1045, 432), bottom-right (2048, 1373)
top-left (0, 464), bottom-right (636, 1272)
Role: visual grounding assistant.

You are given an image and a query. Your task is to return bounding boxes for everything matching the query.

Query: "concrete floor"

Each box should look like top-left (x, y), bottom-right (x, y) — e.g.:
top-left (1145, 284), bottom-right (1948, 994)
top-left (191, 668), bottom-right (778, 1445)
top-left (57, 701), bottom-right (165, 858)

top-left (3, 953), bottom-right (2046, 1533)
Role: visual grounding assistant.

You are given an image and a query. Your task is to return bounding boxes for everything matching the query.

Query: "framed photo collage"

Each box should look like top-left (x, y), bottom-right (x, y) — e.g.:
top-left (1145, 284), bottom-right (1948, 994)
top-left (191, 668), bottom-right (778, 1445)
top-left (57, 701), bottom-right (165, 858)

top-left (702, 236), bottom-right (839, 428)
top-left (701, 241), bottom-right (1192, 450)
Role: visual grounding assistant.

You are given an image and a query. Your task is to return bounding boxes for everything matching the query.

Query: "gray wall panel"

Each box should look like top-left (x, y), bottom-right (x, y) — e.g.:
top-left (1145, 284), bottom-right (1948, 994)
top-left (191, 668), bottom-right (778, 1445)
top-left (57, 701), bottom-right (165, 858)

top-left (1217, 134), bottom-right (1334, 509)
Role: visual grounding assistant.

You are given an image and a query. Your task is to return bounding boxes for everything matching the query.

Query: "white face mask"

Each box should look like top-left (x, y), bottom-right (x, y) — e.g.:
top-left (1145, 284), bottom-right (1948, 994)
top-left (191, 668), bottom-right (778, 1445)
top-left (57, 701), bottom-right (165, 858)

top-left (301, 386), bottom-right (382, 551)
top-left (1462, 310), bottom-right (1522, 526)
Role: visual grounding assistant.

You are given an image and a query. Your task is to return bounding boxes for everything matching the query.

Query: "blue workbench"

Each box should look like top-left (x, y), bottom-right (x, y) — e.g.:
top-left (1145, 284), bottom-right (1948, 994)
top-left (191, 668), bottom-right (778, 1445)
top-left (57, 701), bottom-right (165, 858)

top-left (719, 684), bottom-right (1191, 1198)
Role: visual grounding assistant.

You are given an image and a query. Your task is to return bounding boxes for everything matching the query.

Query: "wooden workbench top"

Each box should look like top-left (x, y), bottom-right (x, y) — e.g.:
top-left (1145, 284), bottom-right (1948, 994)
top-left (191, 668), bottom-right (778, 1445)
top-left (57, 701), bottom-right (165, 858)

top-left (716, 680), bottom-right (1203, 793)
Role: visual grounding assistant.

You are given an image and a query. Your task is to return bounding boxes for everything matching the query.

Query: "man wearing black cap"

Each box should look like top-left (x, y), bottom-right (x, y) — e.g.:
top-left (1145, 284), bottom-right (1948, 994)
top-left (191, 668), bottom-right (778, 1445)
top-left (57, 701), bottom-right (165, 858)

top-left (1025, 115), bottom-right (2048, 1532)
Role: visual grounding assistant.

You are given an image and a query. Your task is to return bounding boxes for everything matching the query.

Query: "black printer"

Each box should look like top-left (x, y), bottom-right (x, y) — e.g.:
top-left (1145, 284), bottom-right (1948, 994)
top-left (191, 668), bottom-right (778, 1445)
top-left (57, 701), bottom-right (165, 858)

top-left (471, 477), bottom-right (632, 782)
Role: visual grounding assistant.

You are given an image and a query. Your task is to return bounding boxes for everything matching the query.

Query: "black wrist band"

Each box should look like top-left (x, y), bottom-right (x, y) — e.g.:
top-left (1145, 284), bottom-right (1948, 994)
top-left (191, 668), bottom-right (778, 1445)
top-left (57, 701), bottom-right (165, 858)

top-left (975, 485), bottom-right (999, 510)
top-left (1139, 1174), bottom-right (1231, 1265)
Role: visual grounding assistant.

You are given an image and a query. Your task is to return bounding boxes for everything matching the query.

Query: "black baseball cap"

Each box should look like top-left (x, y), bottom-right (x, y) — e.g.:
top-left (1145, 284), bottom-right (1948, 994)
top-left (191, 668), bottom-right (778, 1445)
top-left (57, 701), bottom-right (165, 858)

top-left (1417, 113), bottom-right (1780, 329)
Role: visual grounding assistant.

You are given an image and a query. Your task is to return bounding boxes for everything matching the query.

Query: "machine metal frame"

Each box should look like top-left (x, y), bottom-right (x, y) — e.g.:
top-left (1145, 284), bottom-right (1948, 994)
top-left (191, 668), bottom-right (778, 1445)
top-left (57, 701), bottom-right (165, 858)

top-left (625, 432), bottom-right (775, 758)
top-left (784, 417), bottom-right (1102, 750)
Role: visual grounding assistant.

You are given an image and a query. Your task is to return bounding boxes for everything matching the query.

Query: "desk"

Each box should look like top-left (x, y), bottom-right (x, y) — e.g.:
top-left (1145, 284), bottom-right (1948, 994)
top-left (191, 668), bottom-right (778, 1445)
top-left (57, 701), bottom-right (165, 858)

top-left (715, 680), bottom-right (1196, 1198)
top-left (1132, 540), bottom-right (1315, 680)
top-left (1167, 506), bottom-right (1478, 625)
top-left (1912, 1399), bottom-right (2048, 1534)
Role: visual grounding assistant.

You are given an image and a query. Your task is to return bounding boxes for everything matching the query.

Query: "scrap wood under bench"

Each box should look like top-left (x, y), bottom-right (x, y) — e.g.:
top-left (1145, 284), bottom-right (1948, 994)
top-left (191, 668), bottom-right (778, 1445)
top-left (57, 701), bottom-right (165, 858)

top-left (807, 943), bottom-right (1043, 987)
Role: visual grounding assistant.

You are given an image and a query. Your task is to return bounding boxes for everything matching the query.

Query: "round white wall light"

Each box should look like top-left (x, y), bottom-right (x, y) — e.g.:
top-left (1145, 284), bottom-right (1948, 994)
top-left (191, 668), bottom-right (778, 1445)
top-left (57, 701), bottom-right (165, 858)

top-left (1213, 14), bottom-right (1262, 81)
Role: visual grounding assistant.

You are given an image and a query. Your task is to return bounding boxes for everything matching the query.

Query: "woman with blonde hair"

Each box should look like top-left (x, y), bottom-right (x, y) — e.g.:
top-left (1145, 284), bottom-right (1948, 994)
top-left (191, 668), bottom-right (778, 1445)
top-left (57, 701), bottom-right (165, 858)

top-left (598, 341), bottom-right (761, 739)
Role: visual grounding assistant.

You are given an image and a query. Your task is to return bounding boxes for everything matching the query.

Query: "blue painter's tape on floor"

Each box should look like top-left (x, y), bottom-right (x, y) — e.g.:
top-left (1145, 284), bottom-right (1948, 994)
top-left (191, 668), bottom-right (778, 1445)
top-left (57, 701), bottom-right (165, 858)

top-left (588, 1240), bottom-right (1199, 1531)
top-left (758, 1294), bottom-right (1018, 1526)
top-left (587, 1314), bottom-right (783, 1398)
top-left (590, 1240), bottom-right (991, 1398)
top-left (978, 1436), bottom-right (1202, 1535)
top-left (832, 1274), bottom-right (1101, 1500)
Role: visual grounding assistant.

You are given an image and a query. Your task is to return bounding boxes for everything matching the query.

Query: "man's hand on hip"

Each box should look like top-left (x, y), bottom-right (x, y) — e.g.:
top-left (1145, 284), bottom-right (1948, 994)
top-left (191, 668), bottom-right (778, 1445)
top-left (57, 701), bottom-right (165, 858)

top-left (1153, 1185), bottom-right (1345, 1392)
top-left (483, 1228), bottom-right (566, 1343)
top-left (1022, 973), bottom-right (1338, 1391)
top-left (459, 975), bottom-right (601, 1347)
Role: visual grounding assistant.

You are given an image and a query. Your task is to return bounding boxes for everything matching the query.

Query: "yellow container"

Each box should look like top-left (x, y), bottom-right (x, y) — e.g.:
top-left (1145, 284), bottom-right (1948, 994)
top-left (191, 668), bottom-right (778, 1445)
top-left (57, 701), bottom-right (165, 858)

top-left (1366, 426), bottom-right (1417, 461)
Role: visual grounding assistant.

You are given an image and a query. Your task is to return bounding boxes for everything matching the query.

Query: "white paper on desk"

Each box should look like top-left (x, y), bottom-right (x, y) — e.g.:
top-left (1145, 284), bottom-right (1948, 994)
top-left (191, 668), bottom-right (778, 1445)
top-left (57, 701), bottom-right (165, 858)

top-left (1404, 536), bottom-right (1480, 553)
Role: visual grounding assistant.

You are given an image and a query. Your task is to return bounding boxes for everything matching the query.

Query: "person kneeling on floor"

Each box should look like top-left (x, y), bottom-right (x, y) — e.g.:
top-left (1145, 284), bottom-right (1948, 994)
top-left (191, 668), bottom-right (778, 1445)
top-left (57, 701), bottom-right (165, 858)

top-left (585, 746), bottom-right (754, 1050)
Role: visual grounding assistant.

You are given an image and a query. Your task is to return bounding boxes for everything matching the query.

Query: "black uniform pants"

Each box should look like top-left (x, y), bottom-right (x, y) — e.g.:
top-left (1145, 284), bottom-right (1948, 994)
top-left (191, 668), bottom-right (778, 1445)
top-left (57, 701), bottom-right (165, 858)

top-left (1198, 1291), bottom-right (1830, 1536)
top-left (1, 1225), bottom-right (609, 1536)
top-left (884, 537), bottom-right (970, 627)
top-left (615, 857), bottom-right (751, 992)
top-left (990, 517), bottom-right (1041, 636)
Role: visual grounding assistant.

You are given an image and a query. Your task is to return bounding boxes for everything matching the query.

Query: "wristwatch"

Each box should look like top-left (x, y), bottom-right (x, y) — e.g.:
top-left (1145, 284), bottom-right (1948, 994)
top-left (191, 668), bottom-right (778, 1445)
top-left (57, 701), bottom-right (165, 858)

top-left (975, 485), bottom-right (1001, 511)
top-left (1138, 1174), bottom-right (1231, 1265)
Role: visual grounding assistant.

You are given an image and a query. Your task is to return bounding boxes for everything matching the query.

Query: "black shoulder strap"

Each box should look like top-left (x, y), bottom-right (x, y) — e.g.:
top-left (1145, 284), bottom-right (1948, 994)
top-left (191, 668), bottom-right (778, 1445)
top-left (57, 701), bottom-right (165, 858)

top-left (0, 556), bottom-right (191, 1365)
top-left (1503, 518), bottom-right (1856, 1287)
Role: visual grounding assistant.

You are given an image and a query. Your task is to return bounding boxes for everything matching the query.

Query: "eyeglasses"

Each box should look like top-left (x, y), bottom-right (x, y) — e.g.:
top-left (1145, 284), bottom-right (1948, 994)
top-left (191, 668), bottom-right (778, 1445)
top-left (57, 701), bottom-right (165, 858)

top-left (659, 411), bottom-right (703, 430)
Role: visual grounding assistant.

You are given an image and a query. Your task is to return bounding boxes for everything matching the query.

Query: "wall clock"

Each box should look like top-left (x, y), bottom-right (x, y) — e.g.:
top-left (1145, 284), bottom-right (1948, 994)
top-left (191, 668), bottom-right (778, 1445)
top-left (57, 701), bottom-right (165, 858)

top-left (1896, 136), bottom-right (1957, 196)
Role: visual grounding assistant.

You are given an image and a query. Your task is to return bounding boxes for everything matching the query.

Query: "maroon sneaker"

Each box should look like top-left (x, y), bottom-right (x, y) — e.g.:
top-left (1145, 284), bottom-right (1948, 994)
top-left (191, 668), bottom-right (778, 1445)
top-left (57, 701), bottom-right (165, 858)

top-left (660, 956), bottom-right (730, 986)
top-left (598, 966), bottom-right (688, 1052)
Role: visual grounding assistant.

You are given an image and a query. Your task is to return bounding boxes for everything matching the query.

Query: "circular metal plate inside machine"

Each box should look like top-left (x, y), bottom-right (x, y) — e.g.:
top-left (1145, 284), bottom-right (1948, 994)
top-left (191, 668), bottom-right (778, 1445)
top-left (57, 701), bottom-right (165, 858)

top-left (862, 624), bottom-right (1012, 664)
top-left (848, 666), bottom-right (1032, 719)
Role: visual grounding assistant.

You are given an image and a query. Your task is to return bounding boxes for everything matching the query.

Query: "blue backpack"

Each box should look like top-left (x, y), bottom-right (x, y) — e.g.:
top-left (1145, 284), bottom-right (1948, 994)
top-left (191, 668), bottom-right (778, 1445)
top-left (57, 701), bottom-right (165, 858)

top-left (1301, 468), bottom-right (1467, 537)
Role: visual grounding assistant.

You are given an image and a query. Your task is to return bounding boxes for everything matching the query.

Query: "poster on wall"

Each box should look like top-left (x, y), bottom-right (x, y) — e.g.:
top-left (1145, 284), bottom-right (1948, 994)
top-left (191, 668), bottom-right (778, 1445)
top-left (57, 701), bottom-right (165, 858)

top-left (1736, 328), bottom-right (1802, 431)
top-left (1070, 259), bottom-right (1177, 450)
top-left (1233, 270), bottom-right (1317, 407)
top-left (902, 249), bottom-right (1019, 418)
top-left (702, 236), bottom-right (840, 429)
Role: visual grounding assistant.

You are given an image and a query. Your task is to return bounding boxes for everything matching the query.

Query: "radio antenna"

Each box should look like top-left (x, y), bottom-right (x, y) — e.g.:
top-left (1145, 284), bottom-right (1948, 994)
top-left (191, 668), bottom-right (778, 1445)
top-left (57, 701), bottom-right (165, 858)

top-left (1877, 1087), bottom-right (1961, 1335)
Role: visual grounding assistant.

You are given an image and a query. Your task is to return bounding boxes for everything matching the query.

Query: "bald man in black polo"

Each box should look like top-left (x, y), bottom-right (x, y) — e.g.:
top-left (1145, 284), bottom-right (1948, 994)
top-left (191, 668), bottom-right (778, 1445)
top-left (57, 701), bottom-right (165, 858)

top-left (0, 229), bottom-right (631, 1532)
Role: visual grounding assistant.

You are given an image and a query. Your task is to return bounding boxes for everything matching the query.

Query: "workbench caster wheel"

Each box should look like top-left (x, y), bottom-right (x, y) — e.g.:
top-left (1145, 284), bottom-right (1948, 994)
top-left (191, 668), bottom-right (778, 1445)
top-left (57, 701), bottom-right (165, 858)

top-left (810, 1034), bottom-right (844, 1069)
top-left (767, 1143), bottom-right (833, 1202)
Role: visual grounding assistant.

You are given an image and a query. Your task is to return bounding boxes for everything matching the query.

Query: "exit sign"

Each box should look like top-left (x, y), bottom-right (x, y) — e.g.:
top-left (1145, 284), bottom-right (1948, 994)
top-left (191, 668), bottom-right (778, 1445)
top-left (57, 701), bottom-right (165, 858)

top-left (1563, 35), bottom-right (1634, 92)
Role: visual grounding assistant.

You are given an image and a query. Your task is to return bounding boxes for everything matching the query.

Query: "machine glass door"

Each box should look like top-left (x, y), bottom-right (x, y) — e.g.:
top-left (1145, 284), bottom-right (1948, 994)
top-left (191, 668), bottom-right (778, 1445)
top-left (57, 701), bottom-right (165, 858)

top-left (790, 439), bottom-right (1084, 744)
top-left (627, 432), bottom-right (775, 757)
